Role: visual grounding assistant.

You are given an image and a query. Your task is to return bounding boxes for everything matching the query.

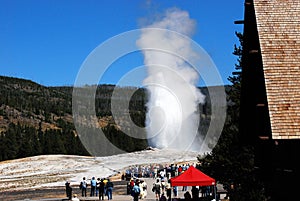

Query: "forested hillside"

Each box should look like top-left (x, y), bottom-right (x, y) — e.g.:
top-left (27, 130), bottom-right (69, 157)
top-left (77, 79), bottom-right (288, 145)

top-left (0, 75), bottom-right (225, 161)
top-left (0, 76), bottom-right (88, 160)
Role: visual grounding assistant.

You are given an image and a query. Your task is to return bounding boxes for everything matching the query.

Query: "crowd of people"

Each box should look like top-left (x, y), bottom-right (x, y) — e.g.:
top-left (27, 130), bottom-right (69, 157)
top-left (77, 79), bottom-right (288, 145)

top-left (123, 163), bottom-right (193, 180)
top-left (65, 176), bottom-right (114, 201)
top-left (64, 162), bottom-right (215, 201)
top-left (125, 163), bottom-right (195, 201)
top-left (125, 162), bottom-right (215, 201)
top-left (128, 178), bottom-right (148, 201)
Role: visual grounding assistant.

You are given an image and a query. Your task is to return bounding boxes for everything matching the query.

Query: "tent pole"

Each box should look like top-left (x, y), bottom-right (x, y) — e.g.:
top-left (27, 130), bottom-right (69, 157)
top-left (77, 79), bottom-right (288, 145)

top-left (214, 185), bottom-right (217, 201)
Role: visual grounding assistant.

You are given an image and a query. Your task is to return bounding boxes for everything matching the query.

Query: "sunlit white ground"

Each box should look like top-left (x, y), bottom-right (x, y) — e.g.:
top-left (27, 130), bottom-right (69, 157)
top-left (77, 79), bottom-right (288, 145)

top-left (0, 148), bottom-right (199, 192)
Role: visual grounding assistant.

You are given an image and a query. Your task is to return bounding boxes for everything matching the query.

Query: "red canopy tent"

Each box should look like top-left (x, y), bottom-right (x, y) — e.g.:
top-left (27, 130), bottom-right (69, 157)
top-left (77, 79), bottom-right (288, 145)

top-left (170, 165), bottom-right (215, 187)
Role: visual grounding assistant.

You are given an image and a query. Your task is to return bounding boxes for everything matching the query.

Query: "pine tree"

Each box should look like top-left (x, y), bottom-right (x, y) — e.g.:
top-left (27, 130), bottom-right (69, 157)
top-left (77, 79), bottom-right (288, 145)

top-left (6, 123), bottom-right (19, 159)
top-left (0, 133), bottom-right (6, 161)
top-left (198, 33), bottom-right (266, 201)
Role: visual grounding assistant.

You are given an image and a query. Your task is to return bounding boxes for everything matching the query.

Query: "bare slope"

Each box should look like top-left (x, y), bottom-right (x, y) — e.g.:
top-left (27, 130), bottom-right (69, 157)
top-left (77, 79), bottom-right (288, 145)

top-left (0, 149), bottom-right (198, 192)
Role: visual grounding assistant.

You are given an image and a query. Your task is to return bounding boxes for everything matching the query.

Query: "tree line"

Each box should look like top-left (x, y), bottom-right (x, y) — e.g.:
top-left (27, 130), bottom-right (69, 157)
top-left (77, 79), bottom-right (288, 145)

top-left (0, 122), bottom-right (89, 161)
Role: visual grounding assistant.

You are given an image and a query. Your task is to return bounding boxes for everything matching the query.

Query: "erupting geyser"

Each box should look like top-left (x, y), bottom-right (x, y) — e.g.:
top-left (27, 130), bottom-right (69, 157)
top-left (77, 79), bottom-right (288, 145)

top-left (137, 8), bottom-right (206, 151)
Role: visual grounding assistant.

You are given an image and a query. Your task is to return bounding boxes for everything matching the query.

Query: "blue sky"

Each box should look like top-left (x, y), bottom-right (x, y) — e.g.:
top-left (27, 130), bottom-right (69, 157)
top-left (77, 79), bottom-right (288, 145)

top-left (0, 0), bottom-right (244, 87)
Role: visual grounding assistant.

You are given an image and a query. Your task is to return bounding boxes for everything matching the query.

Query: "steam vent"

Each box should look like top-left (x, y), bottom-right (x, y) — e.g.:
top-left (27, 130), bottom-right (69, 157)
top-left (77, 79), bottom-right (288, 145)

top-left (239, 0), bottom-right (300, 200)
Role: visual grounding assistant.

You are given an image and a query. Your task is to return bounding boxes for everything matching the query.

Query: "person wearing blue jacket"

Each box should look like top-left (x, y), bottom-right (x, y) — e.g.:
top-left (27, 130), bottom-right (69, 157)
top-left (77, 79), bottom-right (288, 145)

top-left (132, 180), bottom-right (140, 201)
top-left (90, 177), bottom-right (97, 196)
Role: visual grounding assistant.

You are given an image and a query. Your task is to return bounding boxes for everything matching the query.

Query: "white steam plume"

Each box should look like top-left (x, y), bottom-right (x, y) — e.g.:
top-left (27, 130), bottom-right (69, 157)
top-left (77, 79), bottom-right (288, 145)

top-left (137, 8), bottom-right (205, 151)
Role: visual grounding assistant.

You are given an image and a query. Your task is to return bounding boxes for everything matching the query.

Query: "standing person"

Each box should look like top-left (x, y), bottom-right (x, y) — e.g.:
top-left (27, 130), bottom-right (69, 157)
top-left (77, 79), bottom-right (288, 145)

top-left (173, 186), bottom-right (178, 198)
top-left (80, 177), bottom-right (88, 197)
top-left (99, 178), bottom-right (105, 200)
top-left (178, 165), bottom-right (183, 175)
top-left (65, 180), bottom-right (72, 200)
top-left (175, 164), bottom-right (178, 176)
top-left (161, 179), bottom-right (166, 194)
top-left (103, 177), bottom-right (108, 197)
top-left (138, 179), bottom-right (144, 199)
top-left (182, 185), bottom-right (187, 192)
top-left (154, 166), bottom-right (158, 178)
top-left (191, 186), bottom-right (199, 200)
top-left (129, 178), bottom-right (135, 194)
top-left (132, 180), bottom-right (140, 201)
top-left (152, 179), bottom-right (161, 201)
top-left (165, 181), bottom-right (172, 201)
top-left (106, 178), bottom-right (114, 200)
top-left (96, 178), bottom-right (101, 197)
top-left (160, 170), bottom-right (165, 180)
top-left (90, 176), bottom-right (97, 196)
top-left (140, 179), bottom-right (147, 199)
top-left (127, 178), bottom-right (134, 195)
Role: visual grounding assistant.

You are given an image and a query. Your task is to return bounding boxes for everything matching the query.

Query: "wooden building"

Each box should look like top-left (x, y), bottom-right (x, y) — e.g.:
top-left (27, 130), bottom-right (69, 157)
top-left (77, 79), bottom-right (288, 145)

top-left (239, 0), bottom-right (300, 200)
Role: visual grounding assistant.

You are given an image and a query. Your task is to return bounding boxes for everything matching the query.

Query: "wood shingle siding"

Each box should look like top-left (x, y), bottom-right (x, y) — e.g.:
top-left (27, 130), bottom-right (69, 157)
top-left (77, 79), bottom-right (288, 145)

top-left (253, 0), bottom-right (300, 139)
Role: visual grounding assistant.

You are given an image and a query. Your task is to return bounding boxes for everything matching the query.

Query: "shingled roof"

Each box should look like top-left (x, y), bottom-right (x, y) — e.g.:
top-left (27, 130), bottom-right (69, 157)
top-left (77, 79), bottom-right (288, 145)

top-left (253, 0), bottom-right (300, 139)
